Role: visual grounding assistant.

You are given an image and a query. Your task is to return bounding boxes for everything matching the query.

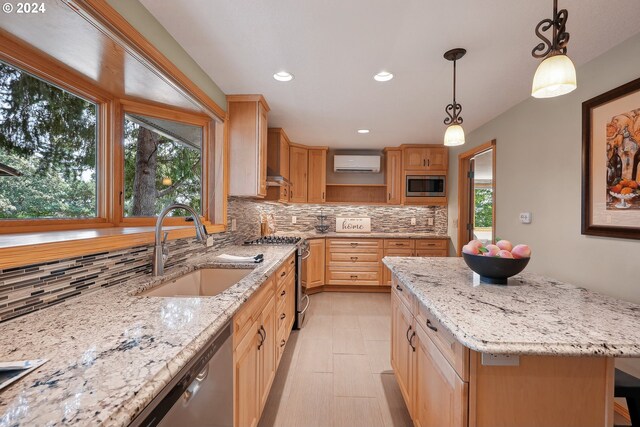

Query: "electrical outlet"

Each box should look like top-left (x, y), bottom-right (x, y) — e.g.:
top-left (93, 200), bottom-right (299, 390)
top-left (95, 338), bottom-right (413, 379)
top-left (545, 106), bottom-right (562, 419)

top-left (519, 212), bottom-right (532, 224)
top-left (292, 216), bottom-right (297, 224)
top-left (410, 218), bottom-right (416, 226)
top-left (427, 218), bottom-right (434, 226)
top-left (231, 218), bottom-right (237, 231)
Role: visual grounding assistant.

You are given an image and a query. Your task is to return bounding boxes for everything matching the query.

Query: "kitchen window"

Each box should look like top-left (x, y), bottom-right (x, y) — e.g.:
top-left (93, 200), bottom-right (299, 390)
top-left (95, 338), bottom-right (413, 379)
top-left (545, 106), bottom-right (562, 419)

top-left (122, 112), bottom-right (203, 218)
top-left (0, 60), bottom-right (100, 221)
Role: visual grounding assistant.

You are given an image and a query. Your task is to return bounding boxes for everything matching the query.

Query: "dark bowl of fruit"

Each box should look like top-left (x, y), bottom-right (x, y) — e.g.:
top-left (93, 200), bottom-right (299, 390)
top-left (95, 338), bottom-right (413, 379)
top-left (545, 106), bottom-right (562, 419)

top-left (462, 239), bottom-right (531, 285)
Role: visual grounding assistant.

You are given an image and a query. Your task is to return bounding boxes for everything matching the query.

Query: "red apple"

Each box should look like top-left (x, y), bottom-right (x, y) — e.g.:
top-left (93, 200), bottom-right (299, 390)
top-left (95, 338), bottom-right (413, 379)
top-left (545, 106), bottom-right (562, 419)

top-left (496, 239), bottom-right (513, 252)
top-left (467, 239), bottom-right (483, 249)
top-left (512, 244), bottom-right (531, 259)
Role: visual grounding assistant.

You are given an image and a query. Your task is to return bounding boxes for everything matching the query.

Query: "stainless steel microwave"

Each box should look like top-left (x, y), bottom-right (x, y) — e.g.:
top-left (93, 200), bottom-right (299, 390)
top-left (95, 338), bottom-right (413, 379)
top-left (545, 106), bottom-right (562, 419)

top-left (406, 175), bottom-right (446, 197)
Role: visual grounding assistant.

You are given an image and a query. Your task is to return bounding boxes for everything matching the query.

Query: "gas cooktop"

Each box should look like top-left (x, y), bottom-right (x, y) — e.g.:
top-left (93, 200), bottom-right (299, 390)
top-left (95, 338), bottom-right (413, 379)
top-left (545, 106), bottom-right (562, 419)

top-left (243, 236), bottom-right (301, 245)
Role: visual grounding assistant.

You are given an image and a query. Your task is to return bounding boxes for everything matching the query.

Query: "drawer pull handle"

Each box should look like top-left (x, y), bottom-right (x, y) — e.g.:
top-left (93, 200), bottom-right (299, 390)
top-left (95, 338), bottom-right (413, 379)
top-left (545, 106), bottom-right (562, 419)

top-left (406, 325), bottom-right (416, 351)
top-left (257, 326), bottom-right (265, 350)
top-left (350, 275), bottom-right (358, 280)
top-left (350, 256), bottom-right (358, 262)
top-left (426, 319), bottom-right (438, 332)
top-left (395, 284), bottom-right (403, 291)
top-left (280, 339), bottom-right (286, 347)
top-left (280, 271), bottom-right (287, 277)
top-left (280, 290), bottom-right (286, 296)
top-left (427, 243), bottom-right (435, 247)
top-left (350, 243), bottom-right (358, 247)
top-left (280, 313), bottom-right (286, 320)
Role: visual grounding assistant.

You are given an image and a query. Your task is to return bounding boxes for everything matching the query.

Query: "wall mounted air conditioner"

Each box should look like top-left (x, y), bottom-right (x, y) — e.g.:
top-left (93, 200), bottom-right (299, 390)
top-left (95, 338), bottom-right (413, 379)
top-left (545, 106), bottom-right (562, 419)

top-left (333, 155), bottom-right (380, 173)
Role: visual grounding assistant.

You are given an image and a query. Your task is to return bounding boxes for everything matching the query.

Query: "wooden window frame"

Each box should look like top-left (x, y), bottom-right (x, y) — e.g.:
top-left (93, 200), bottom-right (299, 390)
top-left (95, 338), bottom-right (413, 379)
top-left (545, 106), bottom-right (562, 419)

top-left (0, 43), bottom-right (113, 233)
top-left (114, 99), bottom-right (216, 227)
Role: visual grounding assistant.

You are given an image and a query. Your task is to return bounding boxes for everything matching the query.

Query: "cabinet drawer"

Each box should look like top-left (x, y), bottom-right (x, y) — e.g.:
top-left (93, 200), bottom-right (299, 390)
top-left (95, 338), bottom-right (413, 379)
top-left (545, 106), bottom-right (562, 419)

top-left (327, 239), bottom-right (383, 251)
top-left (415, 249), bottom-right (448, 257)
top-left (415, 239), bottom-right (447, 250)
top-left (276, 300), bottom-right (289, 334)
top-left (326, 266), bottom-right (380, 285)
top-left (276, 273), bottom-right (293, 307)
top-left (285, 254), bottom-right (296, 273)
top-left (384, 239), bottom-right (415, 249)
top-left (328, 251), bottom-right (381, 265)
top-left (384, 248), bottom-right (414, 257)
top-left (275, 263), bottom-right (290, 287)
top-left (234, 277), bottom-right (274, 345)
top-left (392, 275), bottom-right (413, 311)
top-left (416, 302), bottom-right (468, 381)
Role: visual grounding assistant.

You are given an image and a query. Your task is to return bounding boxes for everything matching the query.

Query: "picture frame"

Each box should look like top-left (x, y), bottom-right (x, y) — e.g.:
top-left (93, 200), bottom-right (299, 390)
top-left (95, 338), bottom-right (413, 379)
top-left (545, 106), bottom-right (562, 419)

top-left (582, 76), bottom-right (640, 240)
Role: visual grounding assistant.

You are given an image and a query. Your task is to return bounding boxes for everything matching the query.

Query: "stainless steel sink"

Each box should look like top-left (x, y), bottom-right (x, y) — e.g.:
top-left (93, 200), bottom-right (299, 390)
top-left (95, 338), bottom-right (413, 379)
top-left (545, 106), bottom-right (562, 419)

top-left (139, 268), bottom-right (254, 297)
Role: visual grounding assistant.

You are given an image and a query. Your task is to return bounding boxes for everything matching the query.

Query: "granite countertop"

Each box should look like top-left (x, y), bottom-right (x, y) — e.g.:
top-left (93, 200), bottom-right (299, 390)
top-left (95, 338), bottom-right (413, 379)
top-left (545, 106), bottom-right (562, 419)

top-left (0, 244), bottom-right (296, 427)
top-left (383, 257), bottom-right (640, 357)
top-left (276, 231), bottom-right (450, 239)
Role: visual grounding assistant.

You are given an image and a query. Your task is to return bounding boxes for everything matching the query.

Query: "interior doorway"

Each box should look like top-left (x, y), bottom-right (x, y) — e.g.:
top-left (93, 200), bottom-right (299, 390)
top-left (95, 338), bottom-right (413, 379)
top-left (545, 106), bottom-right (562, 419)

top-left (457, 140), bottom-right (496, 256)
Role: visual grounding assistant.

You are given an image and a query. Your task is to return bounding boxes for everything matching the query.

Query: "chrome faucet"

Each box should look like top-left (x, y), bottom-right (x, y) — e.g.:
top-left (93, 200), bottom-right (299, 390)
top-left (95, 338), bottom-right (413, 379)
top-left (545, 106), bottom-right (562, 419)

top-left (153, 203), bottom-right (207, 276)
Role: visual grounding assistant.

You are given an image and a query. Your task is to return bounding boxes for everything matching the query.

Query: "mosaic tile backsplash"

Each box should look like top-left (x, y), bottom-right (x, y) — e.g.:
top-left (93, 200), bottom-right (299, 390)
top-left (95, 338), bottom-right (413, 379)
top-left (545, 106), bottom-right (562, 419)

top-left (0, 197), bottom-right (447, 322)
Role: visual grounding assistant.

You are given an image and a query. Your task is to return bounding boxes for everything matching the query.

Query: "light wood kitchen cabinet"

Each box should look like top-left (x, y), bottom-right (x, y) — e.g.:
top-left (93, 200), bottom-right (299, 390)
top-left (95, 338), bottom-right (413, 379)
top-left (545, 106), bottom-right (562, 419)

top-left (414, 324), bottom-right (468, 427)
top-left (325, 239), bottom-right (383, 286)
top-left (383, 248), bottom-right (413, 285)
top-left (227, 95), bottom-right (270, 198)
top-left (289, 145), bottom-right (308, 203)
top-left (233, 318), bottom-right (260, 427)
top-left (258, 294), bottom-right (276, 412)
top-left (391, 288), bottom-right (415, 417)
top-left (233, 256), bottom-right (297, 427)
top-left (302, 238), bottom-right (325, 290)
top-left (307, 148), bottom-right (327, 203)
top-left (384, 148), bottom-right (402, 204)
top-left (402, 146), bottom-right (448, 172)
top-left (266, 128), bottom-right (290, 202)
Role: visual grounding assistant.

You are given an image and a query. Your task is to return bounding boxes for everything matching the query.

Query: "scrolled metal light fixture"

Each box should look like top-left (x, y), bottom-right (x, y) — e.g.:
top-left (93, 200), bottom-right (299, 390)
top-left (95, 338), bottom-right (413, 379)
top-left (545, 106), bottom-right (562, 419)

top-left (531, 0), bottom-right (577, 98)
top-left (443, 48), bottom-right (466, 147)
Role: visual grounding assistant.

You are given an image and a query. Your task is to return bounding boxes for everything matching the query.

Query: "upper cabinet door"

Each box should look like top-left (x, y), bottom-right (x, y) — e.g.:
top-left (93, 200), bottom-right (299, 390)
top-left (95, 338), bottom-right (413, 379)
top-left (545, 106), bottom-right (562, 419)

top-left (425, 148), bottom-right (447, 171)
top-left (385, 149), bottom-right (402, 204)
top-left (228, 95), bottom-right (270, 198)
top-left (289, 146), bottom-right (308, 203)
top-left (402, 146), bottom-right (448, 172)
top-left (307, 149), bottom-right (327, 203)
top-left (404, 147), bottom-right (428, 170)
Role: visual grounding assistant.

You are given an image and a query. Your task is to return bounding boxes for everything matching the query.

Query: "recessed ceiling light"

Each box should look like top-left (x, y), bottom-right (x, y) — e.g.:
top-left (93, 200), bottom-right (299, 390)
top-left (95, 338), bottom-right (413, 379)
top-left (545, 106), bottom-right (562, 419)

top-left (357, 129), bottom-right (370, 134)
top-left (273, 71), bottom-right (294, 82)
top-left (373, 71), bottom-right (393, 82)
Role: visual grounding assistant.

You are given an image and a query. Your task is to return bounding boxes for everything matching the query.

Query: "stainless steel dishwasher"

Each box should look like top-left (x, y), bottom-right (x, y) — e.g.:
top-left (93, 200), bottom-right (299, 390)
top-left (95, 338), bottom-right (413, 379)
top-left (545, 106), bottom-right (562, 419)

top-left (131, 322), bottom-right (233, 427)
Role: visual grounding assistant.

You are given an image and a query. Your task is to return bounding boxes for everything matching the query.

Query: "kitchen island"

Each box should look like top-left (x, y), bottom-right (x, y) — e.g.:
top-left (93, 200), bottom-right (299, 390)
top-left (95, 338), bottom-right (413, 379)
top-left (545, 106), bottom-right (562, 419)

top-left (383, 256), bottom-right (640, 427)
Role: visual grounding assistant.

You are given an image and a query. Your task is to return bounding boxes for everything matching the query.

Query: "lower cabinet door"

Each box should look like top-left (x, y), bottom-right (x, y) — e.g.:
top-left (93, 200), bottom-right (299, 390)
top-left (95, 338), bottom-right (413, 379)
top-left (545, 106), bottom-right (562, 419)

top-left (414, 324), bottom-right (468, 427)
top-left (259, 295), bottom-right (277, 412)
top-left (234, 320), bottom-right (260, 427)
top-left (391, 290), bottom-right (415, 417)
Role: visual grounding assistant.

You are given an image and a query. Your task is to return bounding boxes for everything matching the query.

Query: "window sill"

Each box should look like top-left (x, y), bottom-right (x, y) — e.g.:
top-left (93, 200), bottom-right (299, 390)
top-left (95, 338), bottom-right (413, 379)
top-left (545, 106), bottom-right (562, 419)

top-left (0, 224), bottom-right (226, 270)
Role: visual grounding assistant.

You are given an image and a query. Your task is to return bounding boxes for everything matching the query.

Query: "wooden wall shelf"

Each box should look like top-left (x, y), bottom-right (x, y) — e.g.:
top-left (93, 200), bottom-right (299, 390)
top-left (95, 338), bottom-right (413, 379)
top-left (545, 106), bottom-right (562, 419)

top-left (325, 184), bottom-right (387, 204)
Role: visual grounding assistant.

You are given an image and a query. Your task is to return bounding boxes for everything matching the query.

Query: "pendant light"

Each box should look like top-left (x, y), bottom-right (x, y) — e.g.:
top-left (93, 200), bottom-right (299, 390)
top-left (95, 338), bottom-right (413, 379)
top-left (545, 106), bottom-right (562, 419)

top-left (531, 0), bottom-right (577, 98)
top-left (443, 48), bottom-right (466, 147)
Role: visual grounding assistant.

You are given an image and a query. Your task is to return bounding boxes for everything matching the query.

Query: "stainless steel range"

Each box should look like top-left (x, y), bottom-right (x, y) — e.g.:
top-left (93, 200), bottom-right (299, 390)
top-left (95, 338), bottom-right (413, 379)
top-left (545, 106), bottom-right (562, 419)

top-left (243, 236), bottom-right (310, 328)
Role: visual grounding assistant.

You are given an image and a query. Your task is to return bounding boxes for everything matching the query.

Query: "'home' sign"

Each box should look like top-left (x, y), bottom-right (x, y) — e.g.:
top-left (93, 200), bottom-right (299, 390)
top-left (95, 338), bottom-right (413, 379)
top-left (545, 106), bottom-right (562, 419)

top-left (336, 217), bottom-right (371, 233)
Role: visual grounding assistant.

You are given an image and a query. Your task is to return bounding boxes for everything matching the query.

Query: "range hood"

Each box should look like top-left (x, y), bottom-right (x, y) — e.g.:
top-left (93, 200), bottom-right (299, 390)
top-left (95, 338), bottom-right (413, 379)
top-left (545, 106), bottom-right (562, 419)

top-left (266, 174), bottom-right (290, 187)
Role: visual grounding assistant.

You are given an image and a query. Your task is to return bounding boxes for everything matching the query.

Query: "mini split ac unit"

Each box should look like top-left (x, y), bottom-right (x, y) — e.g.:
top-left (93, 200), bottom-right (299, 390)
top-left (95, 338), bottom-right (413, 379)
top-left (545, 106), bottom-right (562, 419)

top-left (333, 155), bottom-right (380, 173)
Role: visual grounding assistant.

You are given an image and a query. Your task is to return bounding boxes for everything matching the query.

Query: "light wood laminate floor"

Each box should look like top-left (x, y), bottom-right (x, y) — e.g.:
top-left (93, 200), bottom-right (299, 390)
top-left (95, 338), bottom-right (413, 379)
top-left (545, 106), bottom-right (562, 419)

top-left (259, 292), bottom-right (412, 427)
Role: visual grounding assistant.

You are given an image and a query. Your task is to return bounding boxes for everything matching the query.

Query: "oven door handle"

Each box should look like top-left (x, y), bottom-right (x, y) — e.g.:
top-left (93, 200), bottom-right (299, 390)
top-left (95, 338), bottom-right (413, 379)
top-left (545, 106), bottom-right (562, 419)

top-left (300, 249), bottom-right (311, 260)
top-left (298, 294), bottom-right (310, 315)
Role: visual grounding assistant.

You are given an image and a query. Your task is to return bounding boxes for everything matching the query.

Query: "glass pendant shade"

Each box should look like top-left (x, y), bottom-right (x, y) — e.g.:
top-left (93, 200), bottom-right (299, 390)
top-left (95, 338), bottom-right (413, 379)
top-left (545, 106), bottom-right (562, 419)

top-left (444, 124), bottom-right (465, 147)
top-left (531, 54), bottom-right (577, 98)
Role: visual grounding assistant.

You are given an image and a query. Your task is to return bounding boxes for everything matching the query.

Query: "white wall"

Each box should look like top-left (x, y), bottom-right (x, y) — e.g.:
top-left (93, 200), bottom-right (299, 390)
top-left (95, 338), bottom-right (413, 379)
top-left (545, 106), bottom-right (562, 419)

top-left (448, 32), bottom-right (640, 304)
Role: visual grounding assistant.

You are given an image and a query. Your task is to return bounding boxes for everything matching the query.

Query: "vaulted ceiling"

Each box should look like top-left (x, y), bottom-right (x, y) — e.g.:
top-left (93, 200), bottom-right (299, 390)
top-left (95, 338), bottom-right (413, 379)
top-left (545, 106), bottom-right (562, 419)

top-left (140, 0), bottom-right (640, 149)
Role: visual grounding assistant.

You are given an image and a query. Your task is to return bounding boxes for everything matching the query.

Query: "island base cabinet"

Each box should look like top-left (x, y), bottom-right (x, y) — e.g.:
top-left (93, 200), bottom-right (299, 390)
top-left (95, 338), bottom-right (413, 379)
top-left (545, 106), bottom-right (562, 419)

top-left (469, 354), bottom-right (614, 427)
top-left (414, 323), bottom-right (467, 427)
top-left (391, 289), bottom-right (415, 417)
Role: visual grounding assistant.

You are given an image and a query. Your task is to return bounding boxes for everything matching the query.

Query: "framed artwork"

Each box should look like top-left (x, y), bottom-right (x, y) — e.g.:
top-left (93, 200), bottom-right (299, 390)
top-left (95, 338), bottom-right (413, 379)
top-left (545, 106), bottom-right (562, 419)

top-left (582, 76), bottom-right (640, 239)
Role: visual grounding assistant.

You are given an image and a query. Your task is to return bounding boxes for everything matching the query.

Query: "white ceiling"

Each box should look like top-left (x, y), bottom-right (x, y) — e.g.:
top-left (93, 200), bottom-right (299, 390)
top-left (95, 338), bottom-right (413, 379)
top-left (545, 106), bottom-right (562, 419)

top-left (140, 0), bottom-right (640, 149)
